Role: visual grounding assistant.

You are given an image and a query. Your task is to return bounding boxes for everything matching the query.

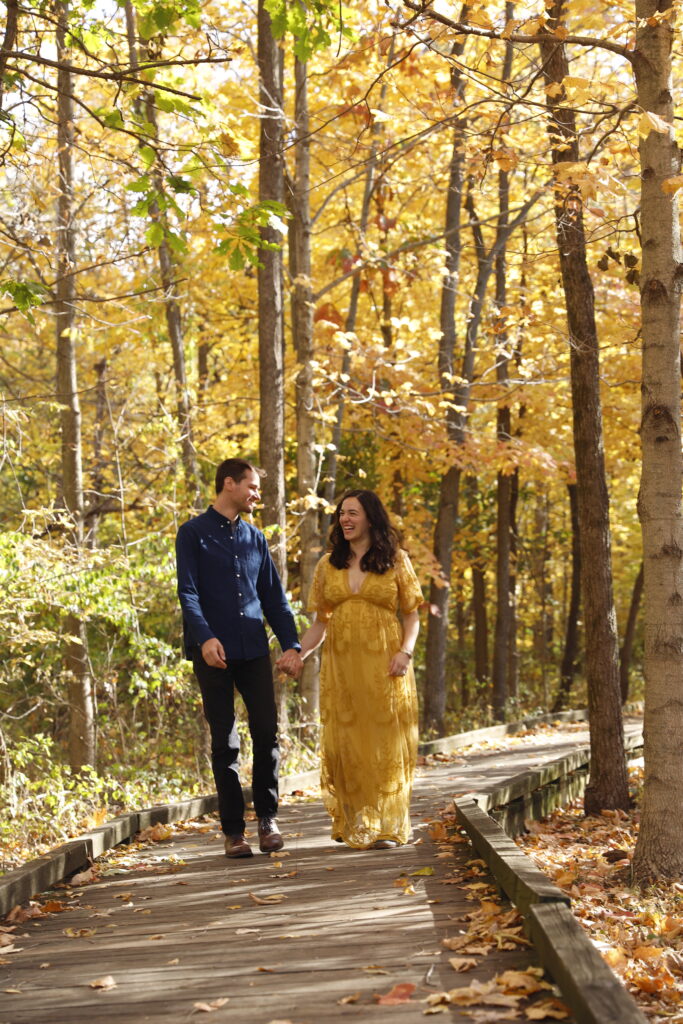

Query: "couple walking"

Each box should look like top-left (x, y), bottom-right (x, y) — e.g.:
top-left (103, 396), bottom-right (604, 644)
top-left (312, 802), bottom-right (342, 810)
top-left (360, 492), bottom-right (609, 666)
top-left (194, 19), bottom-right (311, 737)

top-left (176, 458), bottom-right (422, 858)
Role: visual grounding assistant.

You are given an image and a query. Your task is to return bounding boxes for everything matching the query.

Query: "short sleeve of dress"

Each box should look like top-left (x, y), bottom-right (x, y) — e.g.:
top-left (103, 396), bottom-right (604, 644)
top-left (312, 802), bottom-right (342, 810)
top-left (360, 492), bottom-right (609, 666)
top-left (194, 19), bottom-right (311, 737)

top-left (396, 549), bottom-right (423, 614)
top-left (307, 555), bottom-right (333, 623)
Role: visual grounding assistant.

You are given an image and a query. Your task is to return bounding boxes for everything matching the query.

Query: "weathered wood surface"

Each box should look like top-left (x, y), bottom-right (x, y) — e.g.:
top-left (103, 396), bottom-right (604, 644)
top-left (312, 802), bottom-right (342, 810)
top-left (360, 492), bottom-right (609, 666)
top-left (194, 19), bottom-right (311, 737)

top-left (528, 902), bottom-right (647, 1024)
top-left (1, 762), bottom-right (557, 1023)
top-left (3, 720), bottom-right (639, 1022)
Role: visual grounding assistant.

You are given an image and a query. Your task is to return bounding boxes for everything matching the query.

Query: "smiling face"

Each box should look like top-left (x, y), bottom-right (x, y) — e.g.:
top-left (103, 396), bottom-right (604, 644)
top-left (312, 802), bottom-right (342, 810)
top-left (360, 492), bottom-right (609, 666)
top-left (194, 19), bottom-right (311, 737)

top-left (338, 496), bottom-right (370, 544)
top-left (228, 469), bottom-right (261, 515)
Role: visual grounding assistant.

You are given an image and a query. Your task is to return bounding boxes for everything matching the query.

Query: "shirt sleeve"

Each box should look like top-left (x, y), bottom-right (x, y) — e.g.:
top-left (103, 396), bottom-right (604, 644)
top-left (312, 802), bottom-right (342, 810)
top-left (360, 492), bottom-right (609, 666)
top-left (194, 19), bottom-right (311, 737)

top-left (175, 523), bottom-right (215, 648)
top-left (256, 539), bottom-right (301, 652)
top-left (307, 556), bottom-right (333, 623)
top-left (396, 549), bottom-right (423, 615)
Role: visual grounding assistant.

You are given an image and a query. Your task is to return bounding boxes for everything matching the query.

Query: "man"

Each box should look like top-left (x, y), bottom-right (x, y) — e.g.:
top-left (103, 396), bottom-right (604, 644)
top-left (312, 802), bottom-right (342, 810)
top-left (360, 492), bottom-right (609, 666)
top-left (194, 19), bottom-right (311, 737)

top-left (176, 458), bottom-right (303, 858)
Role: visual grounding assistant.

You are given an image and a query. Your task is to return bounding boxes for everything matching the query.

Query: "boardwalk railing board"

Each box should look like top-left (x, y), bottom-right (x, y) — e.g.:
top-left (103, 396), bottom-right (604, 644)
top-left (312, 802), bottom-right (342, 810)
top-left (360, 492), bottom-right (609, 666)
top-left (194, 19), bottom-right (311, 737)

top-left (0, 768), bottom-right (321, 918)
top-left (454, 720), bottom-right (647, 1024)
top-left (455, 797), bottom-right (570, 916)
top-left (529, 902), bottom-right (647, 1024)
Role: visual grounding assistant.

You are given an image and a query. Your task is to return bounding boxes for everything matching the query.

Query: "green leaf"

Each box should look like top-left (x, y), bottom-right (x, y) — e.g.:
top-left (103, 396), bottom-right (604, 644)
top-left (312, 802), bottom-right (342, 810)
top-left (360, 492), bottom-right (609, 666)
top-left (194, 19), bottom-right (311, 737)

top-left (140, 145), bottom-right (156, 168)
top-left (126, 174), bottom-right (151, 193)
top-left (145, 222), bottom-right (165, 247)
top-left (411, 866), bottom-right (435, 876)
top-left (102, 108), bottom-right (124, 129)
top-left (166, 231), bottom-right (187, 255)
top-left (167, 174), bottom-right (194, 195)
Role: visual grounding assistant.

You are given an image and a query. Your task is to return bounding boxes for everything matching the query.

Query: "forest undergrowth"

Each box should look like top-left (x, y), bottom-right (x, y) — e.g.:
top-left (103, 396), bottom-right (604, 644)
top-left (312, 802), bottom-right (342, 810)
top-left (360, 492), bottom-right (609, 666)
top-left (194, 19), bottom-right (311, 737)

top-left (516, 761), bottom-right (683, 1022)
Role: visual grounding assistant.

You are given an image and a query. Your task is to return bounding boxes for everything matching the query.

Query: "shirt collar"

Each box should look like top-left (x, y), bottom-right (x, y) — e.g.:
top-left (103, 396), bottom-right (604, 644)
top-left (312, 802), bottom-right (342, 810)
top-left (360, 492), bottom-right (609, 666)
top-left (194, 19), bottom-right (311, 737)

top-left (207, 505), bottom-right (241, 529)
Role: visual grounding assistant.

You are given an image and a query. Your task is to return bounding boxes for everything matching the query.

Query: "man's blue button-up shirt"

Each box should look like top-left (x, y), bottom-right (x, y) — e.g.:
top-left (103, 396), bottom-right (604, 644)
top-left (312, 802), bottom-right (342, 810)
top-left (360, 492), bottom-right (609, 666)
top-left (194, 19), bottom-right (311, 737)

top-left (175, 506), bottom-right (300, 661)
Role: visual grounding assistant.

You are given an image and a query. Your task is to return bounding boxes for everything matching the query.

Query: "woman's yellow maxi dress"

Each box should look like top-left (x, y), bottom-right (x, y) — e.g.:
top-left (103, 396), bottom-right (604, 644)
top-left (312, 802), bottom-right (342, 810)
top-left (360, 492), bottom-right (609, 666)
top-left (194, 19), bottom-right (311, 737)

top-left (309, 550), bottom-right (423, 848)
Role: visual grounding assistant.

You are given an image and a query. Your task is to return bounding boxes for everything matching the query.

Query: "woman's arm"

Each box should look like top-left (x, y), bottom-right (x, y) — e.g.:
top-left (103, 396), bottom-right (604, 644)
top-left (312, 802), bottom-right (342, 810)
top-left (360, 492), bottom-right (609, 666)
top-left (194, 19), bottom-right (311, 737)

top-left (276, 616), bottom-right (327, 678)
top-left (388, 608), bottom-right (420, 677)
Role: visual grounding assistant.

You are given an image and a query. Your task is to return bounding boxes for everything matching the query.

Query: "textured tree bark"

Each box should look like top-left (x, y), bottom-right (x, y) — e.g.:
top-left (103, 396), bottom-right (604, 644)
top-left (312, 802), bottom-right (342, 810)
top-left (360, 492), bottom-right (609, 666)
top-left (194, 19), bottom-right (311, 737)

top-left (124, 2), bottom-right (200, 509)
top-left (491, 19), bottom-right (515, 718)
top-left (553, 483), bottom-right (581, 712)
top-left (289, 55), bottom-right (321, 724)
top-left (619, 562), bottom-right (643, 704)
top-left (631, 0), bottom-right (683, 881)
top-left (539, 1), bottom-right (628, 812)
top-left (322, 37), bottom-right (396, 525)
top-left (257, 0), bottom-right (287, 582)
top-left (55, 0), bottom-right (95, 770)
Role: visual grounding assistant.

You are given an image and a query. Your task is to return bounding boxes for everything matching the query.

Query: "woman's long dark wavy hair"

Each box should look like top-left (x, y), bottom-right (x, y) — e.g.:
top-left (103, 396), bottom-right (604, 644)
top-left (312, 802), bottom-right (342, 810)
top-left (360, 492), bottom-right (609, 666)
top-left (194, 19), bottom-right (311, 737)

top-left (328, 489), bottom-right (401, 574)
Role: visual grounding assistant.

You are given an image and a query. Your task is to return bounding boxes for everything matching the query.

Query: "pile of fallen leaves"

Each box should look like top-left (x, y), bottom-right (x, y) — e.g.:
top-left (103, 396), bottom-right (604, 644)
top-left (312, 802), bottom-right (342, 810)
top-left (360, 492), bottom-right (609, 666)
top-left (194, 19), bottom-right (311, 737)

top-left (516, 763), bottom-right (683, 1022)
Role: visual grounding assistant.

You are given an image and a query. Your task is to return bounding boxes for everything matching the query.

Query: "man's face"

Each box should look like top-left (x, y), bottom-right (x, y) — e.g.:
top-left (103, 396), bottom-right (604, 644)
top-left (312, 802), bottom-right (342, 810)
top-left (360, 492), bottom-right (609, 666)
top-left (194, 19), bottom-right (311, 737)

top-left (230, 469), bottom-right (261, 514)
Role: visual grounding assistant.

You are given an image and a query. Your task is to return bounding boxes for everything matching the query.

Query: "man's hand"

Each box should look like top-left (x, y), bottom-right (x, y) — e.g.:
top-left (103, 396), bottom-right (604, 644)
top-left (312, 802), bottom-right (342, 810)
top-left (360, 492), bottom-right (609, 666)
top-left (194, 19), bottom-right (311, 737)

top-left (277, 648), bottom-right (304, 679)
top-left (201, 637), bottom-right (227, 669)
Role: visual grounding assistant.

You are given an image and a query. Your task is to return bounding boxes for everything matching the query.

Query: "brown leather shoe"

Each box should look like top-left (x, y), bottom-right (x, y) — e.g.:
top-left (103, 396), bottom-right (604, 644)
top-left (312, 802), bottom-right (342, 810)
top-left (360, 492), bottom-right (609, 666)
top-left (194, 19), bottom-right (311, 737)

top-left (258, 817), bottom-right (284, 853)
top-left (224, 834), bottom-right (253, 858)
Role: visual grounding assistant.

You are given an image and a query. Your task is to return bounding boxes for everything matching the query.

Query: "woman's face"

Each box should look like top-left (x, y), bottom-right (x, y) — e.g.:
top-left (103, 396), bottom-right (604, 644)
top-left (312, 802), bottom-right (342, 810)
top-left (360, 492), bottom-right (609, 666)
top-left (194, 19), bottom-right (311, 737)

top-left (338, 497), bottom-right (370, 544)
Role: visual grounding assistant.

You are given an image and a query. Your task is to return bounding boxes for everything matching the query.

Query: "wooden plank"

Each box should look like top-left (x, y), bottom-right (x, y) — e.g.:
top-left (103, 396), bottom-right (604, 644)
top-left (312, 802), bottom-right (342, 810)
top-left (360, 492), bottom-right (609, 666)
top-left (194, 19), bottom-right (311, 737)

top-left (455, 798), bottom-right (569, 916)
top-left (528, 901), bottom-right (647, 1024)
top-left (0, 841), bottom-right (90, 917)
top-left (81, 813), bottom-right (139, 859)
top-left (419, 709), bottom-right (590, 756)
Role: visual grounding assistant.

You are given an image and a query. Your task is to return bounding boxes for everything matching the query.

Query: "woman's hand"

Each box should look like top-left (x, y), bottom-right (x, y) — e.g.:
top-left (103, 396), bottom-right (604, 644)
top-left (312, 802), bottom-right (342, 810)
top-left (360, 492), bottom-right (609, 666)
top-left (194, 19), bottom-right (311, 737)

top-left (388, 650), bottom-right (412, 677)
top-left (277, 648), bottom-right (304, 679)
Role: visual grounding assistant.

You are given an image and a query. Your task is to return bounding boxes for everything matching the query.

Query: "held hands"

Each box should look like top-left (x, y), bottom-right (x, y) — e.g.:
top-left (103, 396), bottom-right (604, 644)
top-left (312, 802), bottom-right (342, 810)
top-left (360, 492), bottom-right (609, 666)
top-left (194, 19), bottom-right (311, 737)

top-left (277, 648), bottom-right (305, 679)
top-left (201, 637), bottom-right (227, 669)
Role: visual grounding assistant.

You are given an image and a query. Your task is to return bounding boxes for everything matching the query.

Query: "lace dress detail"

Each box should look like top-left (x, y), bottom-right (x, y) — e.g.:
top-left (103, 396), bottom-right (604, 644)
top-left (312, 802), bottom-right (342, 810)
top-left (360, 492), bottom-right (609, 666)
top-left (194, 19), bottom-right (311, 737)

top-left (308, 550), bottom-right (422, 848)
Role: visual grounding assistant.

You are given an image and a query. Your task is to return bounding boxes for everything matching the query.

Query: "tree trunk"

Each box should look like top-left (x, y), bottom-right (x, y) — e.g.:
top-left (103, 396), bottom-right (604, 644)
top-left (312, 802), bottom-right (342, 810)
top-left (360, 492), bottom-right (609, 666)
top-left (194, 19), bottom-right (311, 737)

top-left (288, 54), bottom-right (321, 726)
top-left (257, 0), bottom-right (287, 582)
top-left (554, 483), bottom-right (581, 712)
top-left (55, 0), bottom-right (95, 770)
top-left (322, 37), bottom-right (396, 525)
top-left (491, 14), bottom-right (515, 718)
top-left (0, 0), bottom-right (19, 110)
top-left (632, 0), bottom-right (683, 881)
top-left (619, 562), bottom-right (643, 704)
top-left (539, 3), bottom-right (628, 812)
top-left (124, 2), bottom-right (200, 509)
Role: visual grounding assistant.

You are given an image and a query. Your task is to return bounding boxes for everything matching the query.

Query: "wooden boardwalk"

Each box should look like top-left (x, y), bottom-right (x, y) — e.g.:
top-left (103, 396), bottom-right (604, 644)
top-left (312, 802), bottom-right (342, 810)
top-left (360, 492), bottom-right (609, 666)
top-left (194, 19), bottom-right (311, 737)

top-left (0, 725), bottom-right (597, 1023)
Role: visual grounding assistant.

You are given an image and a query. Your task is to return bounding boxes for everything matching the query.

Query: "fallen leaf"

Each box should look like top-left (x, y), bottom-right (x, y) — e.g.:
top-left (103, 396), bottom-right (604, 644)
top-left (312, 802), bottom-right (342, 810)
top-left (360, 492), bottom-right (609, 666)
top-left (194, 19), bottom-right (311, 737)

top-left (167, 958), bottom-right (180, 965)
top-left (525, 997), bottom-right (570, 1019)
top-left (449, 956), bottom-right (478, 972)
top-left (363, 964), bottom-right (389, 974)
top-left (63, 927), bottom-right (96, 938)
top-left (138, 823), bottom-right (173, 842)
top-left (4, 988), bottom-right (22, 994)
top-left (375, 982), bottom-right (416, 1005)
top-left (193, 997), bottom-right (229, 1012)
top-left (338, 992), bottom-right (360, 1004)
top-left (632, 944), bottom-right (664, 961)
top-left (148, 934), bottom-right (165, 940)
top-left (412, 866), bottom-right (435, 876)
top-left (40, 963), bottom-right (51, 969)
top-left (249, 893), bottom-right (286, 905)
top-left (71, 867), bottom-right (98, 886)
top-left (226, 905), bottom-right (242, 910)
top-left (88, 975), bottom-right (116, 990)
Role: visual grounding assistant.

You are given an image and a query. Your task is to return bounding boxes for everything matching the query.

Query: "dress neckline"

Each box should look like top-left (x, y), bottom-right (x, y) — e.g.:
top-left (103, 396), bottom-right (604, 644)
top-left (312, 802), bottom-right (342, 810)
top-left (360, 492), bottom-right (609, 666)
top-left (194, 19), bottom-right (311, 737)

top-left (345, 567), bottom-right (369, 595)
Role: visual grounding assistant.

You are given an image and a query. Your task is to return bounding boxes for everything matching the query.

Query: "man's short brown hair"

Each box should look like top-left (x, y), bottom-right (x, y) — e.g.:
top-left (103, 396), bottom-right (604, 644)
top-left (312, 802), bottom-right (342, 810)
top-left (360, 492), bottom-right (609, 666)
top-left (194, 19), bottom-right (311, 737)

top-left (215, 458), bottom-right (261, 495)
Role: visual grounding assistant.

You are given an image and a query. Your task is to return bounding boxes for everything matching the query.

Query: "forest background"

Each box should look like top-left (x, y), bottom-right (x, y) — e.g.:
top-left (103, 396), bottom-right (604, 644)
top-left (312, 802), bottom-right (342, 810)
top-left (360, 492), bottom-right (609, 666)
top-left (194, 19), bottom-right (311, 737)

top-left (0, 0), bottom-right (677, 875)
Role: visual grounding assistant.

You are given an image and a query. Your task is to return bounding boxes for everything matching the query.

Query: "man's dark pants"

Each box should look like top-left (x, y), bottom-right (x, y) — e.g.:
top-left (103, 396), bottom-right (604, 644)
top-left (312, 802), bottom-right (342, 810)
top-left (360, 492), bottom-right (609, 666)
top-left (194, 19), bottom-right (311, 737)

top-left (192, 653), bottom-right (279, 837)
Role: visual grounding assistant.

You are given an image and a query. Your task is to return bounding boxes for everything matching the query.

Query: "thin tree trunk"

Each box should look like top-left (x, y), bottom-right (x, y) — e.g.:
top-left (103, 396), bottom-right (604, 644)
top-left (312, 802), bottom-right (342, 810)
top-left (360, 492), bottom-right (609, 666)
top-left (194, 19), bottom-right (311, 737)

top-left (619, 562), bottom-right (643, 704)
top-left (322, 36), bottom-right (396, 524)
top-left (55, 0), bottom-right (95, 770)
top-left (289, 54), bottom-right (320, 726)
top-left (86, 357), bottom-right (107, 549)
top-left (0, 0), bottom-right (19, 111)
top-left (539, 3), bottom-right (628, 812)
top-left (632, 0), bottom-right (683, 881)
top-left (124, 2), bottom-right (200, 508)
top-left (257, 0), bottom-right (287, 581)
top-left (554, 483), bottom-right (581, 712)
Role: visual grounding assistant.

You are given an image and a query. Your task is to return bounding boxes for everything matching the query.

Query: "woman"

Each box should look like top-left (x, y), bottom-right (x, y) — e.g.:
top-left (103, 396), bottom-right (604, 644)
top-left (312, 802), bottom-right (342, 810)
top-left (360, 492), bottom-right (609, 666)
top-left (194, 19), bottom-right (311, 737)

top-left (286, 490), bottom-right (422, 850)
